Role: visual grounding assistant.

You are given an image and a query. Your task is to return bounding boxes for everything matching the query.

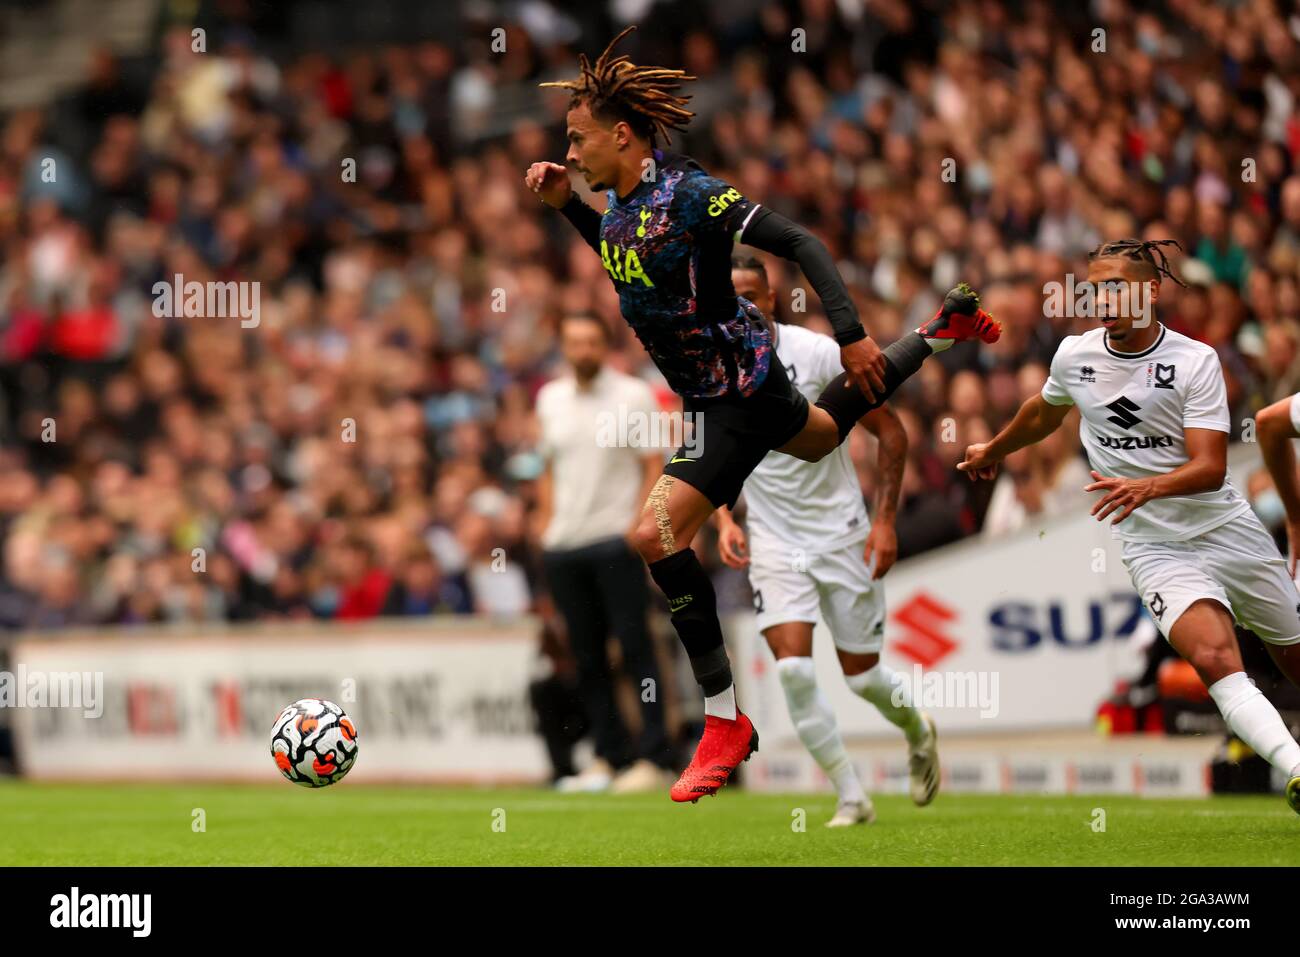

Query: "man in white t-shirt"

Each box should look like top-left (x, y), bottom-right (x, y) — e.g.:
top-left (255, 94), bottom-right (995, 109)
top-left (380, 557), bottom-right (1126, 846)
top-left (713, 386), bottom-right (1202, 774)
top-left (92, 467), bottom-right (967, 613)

top-left (536, 313), bottom-right (672, 793)
top-left (959, 239), bottom-right (1300, 816)
top-left (712, 256), bottom-right (939, 827)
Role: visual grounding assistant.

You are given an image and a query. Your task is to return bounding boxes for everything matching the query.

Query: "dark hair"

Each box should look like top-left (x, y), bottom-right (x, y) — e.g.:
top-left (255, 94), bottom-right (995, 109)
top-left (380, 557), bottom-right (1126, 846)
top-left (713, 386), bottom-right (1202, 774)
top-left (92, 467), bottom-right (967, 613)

top-left (730, 253), bottom-right (769, 286)
top-left (558, 312), bottom-right (611, 343)
top-left (1088, 238), bottom-right (1186, 287)
top-left (539, 26), bottom-right (696, 147)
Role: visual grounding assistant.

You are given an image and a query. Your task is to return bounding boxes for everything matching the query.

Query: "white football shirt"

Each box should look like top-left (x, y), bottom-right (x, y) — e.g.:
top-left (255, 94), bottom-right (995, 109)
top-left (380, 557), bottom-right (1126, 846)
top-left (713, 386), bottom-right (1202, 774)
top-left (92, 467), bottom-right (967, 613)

top-left (1040, 323), bottom-right (1249, 542)
top-left (743, 323), bottom-right (871, 553)
top-left (537, 367), bottom-right (660, 550)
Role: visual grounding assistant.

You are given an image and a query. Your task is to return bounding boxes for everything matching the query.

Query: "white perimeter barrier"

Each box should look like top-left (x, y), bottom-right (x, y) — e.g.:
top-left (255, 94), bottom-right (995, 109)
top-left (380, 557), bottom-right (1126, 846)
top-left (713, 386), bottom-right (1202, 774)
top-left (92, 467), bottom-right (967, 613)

top-left (8, 618), bottom-right (549, 783)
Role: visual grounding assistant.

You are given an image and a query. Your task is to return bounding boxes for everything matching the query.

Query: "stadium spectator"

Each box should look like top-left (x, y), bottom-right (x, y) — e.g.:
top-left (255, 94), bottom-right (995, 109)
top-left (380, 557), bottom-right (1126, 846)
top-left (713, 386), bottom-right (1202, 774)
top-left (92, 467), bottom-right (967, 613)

top-left (0, 0), bottom-right (1295, 638)
top-left (535, 313), bottom-right (673, 792)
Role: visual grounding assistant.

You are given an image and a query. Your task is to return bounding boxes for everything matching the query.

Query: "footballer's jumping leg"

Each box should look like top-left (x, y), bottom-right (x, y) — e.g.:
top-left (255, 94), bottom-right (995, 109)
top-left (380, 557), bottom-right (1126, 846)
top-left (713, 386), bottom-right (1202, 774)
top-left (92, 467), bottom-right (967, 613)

top-left (780, 285), bottom-right (1002, 462)
top-left (630, 474), bottom-right (759, 803)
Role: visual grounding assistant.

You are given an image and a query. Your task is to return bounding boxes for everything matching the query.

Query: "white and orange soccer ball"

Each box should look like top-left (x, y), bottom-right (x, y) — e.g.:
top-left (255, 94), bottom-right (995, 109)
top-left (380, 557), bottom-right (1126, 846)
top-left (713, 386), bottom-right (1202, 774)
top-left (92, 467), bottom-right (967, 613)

top-left (270, 698), bottom-right (359, 788)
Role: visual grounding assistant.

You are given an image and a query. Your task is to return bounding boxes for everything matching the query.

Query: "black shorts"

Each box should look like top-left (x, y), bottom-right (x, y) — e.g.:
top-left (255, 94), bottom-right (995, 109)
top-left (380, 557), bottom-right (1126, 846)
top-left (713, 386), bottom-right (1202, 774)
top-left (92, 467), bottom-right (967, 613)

top-left (663, 359), bottom-right (810, 510)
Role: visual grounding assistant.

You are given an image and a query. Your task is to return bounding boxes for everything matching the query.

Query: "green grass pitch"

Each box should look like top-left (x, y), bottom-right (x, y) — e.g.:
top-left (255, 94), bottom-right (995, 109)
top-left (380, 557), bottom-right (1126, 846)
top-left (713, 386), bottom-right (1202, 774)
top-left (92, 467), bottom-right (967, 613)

top-left (0, 780), bottom-right (1294, 865)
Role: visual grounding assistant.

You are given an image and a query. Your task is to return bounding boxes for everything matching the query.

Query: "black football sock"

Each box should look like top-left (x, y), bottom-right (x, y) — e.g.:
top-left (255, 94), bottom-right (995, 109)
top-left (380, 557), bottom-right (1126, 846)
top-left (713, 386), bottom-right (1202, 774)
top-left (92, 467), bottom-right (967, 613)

top-left (647, 548), bottom-right (733, 695)
top-left (813, 332), bottom-right (931, 442)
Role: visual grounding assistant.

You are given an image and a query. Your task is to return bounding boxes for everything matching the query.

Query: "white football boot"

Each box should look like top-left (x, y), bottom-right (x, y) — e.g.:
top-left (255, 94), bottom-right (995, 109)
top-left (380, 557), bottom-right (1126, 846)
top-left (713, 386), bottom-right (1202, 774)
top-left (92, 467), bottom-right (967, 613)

top-left (908, 714), bottom-right (940, 806)
top-left (825, 797), bottom-right (877, 828)
top-left (556, 758), bottom-right (614, 793)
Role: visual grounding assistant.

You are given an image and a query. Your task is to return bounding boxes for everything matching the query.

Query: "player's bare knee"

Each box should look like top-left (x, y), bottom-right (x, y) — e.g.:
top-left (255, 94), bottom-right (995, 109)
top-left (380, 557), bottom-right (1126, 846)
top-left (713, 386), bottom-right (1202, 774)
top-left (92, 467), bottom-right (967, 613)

top-left (1256, 401), bottom-right (1289, 436)
top-left (1183, 637), bottom-right (1239, 685)
top-left (630, 515), bottom-right (666, 562)
top-left (838, 651), bottom-right (879, 676)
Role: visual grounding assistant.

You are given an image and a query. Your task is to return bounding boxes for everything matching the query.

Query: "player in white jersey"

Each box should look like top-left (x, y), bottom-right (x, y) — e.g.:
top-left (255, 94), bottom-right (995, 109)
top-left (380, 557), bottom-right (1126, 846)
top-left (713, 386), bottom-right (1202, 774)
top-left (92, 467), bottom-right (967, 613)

top-left (959, 239), bottom-right (1300, 816)
top-left (711, 256), bottom-right (939, 827)
top-left (1251, 397), bottom-right (1300, 691)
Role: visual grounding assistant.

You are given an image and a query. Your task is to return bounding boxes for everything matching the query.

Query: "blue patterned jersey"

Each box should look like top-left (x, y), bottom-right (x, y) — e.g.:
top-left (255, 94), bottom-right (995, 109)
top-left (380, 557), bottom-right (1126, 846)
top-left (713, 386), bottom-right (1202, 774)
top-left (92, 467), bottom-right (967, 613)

top-left (562, 151), bottom-right (772, 400)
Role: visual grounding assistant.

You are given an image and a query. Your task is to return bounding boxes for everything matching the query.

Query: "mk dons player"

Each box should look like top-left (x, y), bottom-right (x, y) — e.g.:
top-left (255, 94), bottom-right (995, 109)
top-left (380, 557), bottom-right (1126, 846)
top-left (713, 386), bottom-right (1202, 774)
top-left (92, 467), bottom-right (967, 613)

top-left (960, 239), bottom-right (1300, 816)
top-left (714, 256), bottom-right (939, 827)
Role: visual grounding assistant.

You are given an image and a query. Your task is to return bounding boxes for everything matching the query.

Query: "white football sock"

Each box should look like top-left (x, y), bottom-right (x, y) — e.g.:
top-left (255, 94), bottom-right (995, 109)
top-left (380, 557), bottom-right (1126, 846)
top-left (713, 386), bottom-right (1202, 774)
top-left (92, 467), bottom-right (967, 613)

top-left (703, 683), bottom-right (737, 720)
top-left (845, 663), bottom-right (928, 747)
top-left (1207, 672), bottom-right (1300, 775)
top-left (776, 657), bottom-right (865, 804)
top-left (922, 336), bottom-right (956, 354)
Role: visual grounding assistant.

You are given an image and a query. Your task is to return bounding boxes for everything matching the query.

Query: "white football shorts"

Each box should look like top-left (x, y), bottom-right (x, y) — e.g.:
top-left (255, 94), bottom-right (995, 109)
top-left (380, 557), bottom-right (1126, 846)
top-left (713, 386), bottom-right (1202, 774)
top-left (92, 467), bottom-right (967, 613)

top-left (1120, 509), bottom-right (1300, 645)
top-left (747, 535), bottom-right (885, 654)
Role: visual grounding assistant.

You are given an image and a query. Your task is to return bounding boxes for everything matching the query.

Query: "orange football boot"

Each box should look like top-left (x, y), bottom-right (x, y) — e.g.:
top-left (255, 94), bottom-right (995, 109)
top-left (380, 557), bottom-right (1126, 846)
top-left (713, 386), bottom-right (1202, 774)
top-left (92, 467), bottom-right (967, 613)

top-left (670, 711), bottom-right (759, 803)
top-left (917, 283), bottom-right (1002, 344)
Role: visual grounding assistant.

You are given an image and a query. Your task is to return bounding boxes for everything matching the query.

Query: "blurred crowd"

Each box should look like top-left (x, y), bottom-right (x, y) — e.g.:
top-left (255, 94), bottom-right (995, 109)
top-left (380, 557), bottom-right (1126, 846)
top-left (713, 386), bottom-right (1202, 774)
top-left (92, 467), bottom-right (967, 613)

top-left (0, 0), bottom-right (1298, 629)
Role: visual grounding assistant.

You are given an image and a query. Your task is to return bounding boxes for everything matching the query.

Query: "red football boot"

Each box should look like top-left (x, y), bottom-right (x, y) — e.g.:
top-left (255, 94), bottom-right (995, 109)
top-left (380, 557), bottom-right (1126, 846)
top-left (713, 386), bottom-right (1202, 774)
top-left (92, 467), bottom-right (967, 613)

top-left (670, 711), bottom-right (759, 803)
top-left (917, 283), bottom-right (1002, 344)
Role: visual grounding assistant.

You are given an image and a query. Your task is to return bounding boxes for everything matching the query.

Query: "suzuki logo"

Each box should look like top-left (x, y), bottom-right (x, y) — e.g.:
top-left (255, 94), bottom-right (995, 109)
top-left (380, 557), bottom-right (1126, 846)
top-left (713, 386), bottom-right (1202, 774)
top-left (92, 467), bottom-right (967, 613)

top-left (890, 591), bottom-right (959, 667)
top-left (1105, 395), bottom-right (1142, 429)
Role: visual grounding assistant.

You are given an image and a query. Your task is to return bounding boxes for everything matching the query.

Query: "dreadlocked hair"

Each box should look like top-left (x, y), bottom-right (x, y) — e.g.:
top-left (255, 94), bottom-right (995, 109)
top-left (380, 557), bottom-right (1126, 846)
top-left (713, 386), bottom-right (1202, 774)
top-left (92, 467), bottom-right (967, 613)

top-left (1088, 238), bottom-right (1187, 287)
top-left (539, 25), bottom-right (696, 147)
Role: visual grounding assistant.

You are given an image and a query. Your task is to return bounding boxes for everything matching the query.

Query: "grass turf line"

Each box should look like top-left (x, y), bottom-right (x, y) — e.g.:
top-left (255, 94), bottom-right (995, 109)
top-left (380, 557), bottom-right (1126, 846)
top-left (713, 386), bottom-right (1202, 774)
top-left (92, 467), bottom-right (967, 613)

top-left (0, 781), bottom-right (1293, 866)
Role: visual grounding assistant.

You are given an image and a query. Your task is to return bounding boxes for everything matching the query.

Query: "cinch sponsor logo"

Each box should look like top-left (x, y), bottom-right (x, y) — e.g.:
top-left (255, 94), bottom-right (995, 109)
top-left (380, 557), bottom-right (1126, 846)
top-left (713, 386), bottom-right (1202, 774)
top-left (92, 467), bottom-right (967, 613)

top-left (707, 187), bottom-right (743, 217)
top-left (1096, 434), bottom-right (1175, 450)
top-left (49, 887), bottom-right (151, 937)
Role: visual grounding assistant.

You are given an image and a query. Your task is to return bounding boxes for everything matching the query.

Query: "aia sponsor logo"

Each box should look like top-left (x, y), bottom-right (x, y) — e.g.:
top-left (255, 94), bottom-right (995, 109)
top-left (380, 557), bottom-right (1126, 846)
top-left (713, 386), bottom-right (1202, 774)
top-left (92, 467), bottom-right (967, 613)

top-left (890, 591), bottom-right (959, 667)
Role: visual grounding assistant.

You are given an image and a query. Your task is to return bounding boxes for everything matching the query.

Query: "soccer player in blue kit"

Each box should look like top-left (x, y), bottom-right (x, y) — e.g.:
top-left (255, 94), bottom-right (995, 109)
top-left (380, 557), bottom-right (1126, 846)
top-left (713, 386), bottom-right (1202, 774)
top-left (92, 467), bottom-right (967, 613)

top-left (526, 28), bottom-right (1000, 802)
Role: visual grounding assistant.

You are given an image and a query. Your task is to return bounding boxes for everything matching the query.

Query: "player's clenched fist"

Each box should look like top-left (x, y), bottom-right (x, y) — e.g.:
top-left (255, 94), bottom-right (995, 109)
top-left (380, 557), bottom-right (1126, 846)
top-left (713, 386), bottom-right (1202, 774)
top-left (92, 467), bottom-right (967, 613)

top-left (525, 162), bottom-right (573, 208)
top-left (957, 442), bottom-right (1001, 481)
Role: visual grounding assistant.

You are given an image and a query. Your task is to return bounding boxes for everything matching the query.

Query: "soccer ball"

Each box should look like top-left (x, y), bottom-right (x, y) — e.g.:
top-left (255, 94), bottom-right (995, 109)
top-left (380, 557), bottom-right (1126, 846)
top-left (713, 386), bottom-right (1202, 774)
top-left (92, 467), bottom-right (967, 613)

top-left (270, 698), bottom-right (359, 788)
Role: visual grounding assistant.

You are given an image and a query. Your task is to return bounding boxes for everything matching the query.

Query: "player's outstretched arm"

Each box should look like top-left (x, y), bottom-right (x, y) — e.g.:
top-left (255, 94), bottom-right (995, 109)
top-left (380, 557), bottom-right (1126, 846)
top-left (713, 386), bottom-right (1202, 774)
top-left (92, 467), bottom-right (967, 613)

top-left (525, 161), bottom-right (601, 252)
top-left (1257, 398), bottom-right (1300, 575)
top-left (959, 394), bottom-right (1071, 481)
top-left (742, 209), bottom-right (885, 398)
top-left (860, 404), bottom-right (906, 579)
